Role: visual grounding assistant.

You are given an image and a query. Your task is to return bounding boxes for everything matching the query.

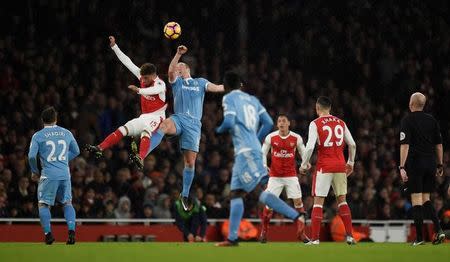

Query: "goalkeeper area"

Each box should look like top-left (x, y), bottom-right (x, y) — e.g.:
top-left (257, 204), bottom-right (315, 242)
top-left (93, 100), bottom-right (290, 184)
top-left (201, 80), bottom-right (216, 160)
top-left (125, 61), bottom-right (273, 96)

top-left (0, 243), bottom-right (448, 262)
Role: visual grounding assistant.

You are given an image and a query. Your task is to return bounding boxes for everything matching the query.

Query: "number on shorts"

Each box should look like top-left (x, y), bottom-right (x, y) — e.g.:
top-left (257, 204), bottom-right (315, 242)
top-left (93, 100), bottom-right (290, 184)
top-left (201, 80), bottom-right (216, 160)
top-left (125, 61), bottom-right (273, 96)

top-left (322, 125), bottom-right (344, 147)
top-left (46, 140), bottom-right (67, 162)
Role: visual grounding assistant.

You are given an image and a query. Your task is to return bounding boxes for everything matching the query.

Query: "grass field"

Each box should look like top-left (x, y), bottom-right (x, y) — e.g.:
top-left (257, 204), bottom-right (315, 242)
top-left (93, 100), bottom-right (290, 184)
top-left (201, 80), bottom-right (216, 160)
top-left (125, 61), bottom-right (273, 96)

top-left (0, 242), bottom-right (448, 262)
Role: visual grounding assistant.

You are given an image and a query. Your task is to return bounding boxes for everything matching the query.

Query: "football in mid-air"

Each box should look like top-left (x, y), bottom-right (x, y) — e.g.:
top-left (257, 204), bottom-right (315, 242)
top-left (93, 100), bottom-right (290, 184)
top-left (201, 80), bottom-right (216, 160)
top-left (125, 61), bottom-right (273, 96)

top-left (164, 22), bottom-right (181, 40)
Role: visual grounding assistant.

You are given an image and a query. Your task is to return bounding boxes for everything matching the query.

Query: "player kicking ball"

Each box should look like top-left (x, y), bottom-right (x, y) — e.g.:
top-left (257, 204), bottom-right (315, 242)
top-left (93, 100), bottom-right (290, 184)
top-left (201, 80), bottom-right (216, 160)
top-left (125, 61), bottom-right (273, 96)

top-left (28, 107), bottom-right (80, 244)
top-left (142, 45), bottom-right (224, 211)
top-left (86, 36), bottom-right (167, 170)
top-left (215, 72), bottom-right (306, 247)
top-left (260, 114), bottom-right (309, 243)
top-left (300, 96), bottom-right (357, 245)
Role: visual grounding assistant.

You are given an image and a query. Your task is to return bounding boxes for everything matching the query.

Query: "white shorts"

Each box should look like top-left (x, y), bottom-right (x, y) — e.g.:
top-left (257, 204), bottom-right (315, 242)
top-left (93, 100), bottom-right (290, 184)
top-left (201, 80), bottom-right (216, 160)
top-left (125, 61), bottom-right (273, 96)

top-left (124, 111), bottom-right (165, 137)
top-left (265, 177), bottom-right (302, 199)
top-left (313, 169), bottom-right (347, 197)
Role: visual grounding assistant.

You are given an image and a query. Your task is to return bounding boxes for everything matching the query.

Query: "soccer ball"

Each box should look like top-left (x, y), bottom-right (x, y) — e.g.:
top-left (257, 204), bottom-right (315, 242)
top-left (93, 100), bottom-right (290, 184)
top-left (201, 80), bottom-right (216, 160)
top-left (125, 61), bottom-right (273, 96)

top-left (164, 22), bottom-right (181, 40)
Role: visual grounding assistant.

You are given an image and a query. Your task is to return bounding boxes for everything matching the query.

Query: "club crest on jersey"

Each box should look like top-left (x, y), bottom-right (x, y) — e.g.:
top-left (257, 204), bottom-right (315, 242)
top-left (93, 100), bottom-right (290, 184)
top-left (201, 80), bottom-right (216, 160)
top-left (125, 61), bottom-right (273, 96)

top-left (290, 142), bottom-right (295, 147)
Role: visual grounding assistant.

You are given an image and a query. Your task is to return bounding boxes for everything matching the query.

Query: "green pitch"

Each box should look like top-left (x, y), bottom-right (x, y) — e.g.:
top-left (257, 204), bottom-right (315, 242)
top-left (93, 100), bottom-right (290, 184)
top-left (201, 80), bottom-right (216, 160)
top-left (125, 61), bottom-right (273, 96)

top-left (0, 243), bottom-right (448, 262)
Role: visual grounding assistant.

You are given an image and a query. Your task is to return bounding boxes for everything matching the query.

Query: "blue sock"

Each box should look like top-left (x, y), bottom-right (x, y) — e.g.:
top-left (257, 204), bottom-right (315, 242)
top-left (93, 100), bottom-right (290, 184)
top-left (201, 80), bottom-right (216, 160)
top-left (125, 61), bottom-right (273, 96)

top-left (181, 167), bottom-right (195, 198)
top-left (64, 204), bottom-right (76, 231)
top-left (259, 191), bottom-right (299, 220)
top-left (39, 206), bottom-right (52, 234)
top-left (228, 198), bottom-right (244, 241)
top-left (147, 129), bottom-right (165, 155)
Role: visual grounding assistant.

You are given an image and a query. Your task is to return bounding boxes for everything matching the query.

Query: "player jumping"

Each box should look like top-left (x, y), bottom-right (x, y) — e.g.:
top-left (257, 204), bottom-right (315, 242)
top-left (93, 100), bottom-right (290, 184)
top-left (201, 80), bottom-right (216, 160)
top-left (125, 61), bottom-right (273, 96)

top-left (215, 71), bottom-right (306, 247)
top-left (85, 36), bottom-right (167, 170)
top-left (300, 96), bottom-right (356, 245)
top-left (143, 45), bottom-right (224, 211)
top-left (28, 107), bottom-right (80, 244)
top-left (259, 114), bottom-right (309, 243)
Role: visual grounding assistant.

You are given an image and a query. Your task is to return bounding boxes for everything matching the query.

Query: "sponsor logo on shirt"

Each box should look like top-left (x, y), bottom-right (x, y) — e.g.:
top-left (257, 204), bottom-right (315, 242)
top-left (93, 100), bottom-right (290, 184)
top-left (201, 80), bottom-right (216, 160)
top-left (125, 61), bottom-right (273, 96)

top-left (273, 150), bottom-right (294, 158)
top-left (181, 85), bottom-right (200, 92)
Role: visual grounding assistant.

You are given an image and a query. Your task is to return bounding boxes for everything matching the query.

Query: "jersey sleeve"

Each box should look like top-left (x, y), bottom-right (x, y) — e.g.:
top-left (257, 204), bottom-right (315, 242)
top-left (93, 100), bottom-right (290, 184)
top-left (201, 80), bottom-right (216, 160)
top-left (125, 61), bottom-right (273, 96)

top-left (68, 132), bottom-right (80, 161)
top-left (301, 121), bottom-right (318, 168)
top-left (222, 95), bottom-right (236, 116)
top-left (28, 134), bottom-right (40, 174)
top-left (197, 78), bottom-right (210, 93)
top-left (111, 44), bottom-right (141, 79)
top-left (400, 116), bottom-right (410, 145)
top-left (261, 134), bottom-right (272, 167)
top-left (434, 120), bottom-right (443, 145)
top-left (138, 80), bottom-right (166, 96)
top-left (343, 124), bottom-right (356, 165)
top-left (295, 134), bottom-right (306, 159)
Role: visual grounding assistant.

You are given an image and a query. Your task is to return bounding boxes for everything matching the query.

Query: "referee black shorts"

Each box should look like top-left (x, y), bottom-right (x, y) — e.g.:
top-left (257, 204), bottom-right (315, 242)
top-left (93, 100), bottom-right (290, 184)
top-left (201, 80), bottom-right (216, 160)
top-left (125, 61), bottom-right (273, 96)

top-left (406, 157), bottom-right (436, 193)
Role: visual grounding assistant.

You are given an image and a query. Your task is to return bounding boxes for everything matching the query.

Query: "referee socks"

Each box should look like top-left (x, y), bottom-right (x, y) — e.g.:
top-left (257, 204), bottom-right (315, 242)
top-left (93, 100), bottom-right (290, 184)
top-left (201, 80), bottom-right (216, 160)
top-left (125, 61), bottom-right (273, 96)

top-left (412, 205), bottom-right (424, 242)
top-left (423, 201), bottom-right (443, 233)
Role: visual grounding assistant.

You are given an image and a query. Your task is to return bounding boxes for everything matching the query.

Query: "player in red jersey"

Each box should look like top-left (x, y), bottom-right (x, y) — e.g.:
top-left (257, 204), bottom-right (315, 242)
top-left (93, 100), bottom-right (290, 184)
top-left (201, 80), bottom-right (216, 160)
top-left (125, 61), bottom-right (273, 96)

top-left (85, 36), bottom-right (167, 170)
top-left (300, 96), bottom-right (356, 245)
top-left (259, 114), bottom-right (308, 243)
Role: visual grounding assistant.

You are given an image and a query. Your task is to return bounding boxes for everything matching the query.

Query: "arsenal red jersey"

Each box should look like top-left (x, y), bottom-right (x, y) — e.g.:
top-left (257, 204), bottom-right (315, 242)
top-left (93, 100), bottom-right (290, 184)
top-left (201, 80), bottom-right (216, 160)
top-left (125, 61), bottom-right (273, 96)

top-left (139, 76), bottom-right (167, 114)
top-left (264, 131), bottom-right (304, 177)
top-left (313, 115), bottom-right (347, 173)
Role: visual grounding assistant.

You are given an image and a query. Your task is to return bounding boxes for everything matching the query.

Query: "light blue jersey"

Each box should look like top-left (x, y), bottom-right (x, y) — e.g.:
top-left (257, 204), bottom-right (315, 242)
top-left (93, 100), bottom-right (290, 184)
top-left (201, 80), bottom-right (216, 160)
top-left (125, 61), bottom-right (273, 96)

top-left (28, 125), bottom-right (80, 180)
top-left (171, 77), bottom-right (209, 120)
top-left (222, 90), bottom-right (268, 155)
top-left (218, 89), bottom-right (274, 192)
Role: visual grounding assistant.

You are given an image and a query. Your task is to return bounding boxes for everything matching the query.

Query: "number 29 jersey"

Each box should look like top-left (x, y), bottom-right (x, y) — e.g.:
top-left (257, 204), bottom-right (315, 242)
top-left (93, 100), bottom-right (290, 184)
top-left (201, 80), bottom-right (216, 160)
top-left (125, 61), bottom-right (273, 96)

top-left (221, 90), bottom-right (268, 155)
top-left (313, 115), bottom-right (348, 173)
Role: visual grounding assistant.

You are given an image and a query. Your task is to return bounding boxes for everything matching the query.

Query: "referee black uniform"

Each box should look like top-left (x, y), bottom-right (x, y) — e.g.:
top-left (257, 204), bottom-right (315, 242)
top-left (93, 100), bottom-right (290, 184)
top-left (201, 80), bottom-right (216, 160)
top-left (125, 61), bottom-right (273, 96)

top-left (400, 111), bottom-right (442, 193)
top-left (400, 110), bottom-right (445, 244)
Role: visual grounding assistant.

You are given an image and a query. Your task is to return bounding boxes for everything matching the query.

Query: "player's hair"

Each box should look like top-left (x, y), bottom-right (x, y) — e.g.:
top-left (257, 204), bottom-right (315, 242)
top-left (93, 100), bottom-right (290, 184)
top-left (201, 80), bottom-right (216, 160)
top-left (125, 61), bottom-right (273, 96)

top-left (316, 96), bottom-right (332, 110)
top-left (277, 114), bottom-right (290, 121)
top-left (140, 63), bottom-right (157, 76)
top-left (223, 71), bottom-right (241, 90)
top-left (41, 106), bottom-right (57, 124)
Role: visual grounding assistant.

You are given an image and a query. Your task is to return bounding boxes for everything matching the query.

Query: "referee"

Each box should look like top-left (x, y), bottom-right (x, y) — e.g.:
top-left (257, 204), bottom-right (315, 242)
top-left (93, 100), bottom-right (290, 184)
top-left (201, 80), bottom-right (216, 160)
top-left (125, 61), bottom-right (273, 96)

top-left (399, 92), bottom-right (445, 246)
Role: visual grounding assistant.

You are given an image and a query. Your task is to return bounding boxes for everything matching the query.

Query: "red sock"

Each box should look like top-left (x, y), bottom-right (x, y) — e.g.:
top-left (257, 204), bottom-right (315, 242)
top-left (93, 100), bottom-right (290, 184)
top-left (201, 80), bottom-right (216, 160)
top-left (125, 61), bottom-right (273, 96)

top-left (338, 202), bottom-right (353, 236)
top-left (98, 129), bottom-right (124, 150)
top-left (261, 207), bottom-right (273, 232)
top-left (311, 205), bottom-right (323, 241)
top-left (139, 136), bottom-right (150, 159)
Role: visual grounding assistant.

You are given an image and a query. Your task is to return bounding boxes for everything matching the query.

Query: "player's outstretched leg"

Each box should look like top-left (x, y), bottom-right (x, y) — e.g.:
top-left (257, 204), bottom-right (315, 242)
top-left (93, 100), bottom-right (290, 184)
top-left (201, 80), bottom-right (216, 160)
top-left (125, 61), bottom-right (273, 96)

top-left (39, 204), bottom-right (54, 245)
top-left (63, 203), bottom-right (76, 245)
top-left (86, 127), bottom-right (127, 157)
top-left (258, 191), bottom-right (306, 241)
top-left (259, 207), bottom-right (272, 243)
top-left (146, 129), bottom-right (165, 155)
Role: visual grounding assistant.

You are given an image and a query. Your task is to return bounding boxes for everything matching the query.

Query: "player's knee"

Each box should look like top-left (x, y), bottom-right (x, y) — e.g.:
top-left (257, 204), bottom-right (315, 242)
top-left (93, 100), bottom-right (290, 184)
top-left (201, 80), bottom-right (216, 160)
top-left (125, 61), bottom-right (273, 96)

top-left (141, 131), bottom-right (151, 138)
top-left (38, 203), bottom-right (49, 208)
top-left (230, 190), bottom-right (246, 199)
top-left (119, 126), bottom-right (128, 136)
top-left (63, 201), bottom-right (73, 206)
top-left (336, 195), bottom-right (347, 203)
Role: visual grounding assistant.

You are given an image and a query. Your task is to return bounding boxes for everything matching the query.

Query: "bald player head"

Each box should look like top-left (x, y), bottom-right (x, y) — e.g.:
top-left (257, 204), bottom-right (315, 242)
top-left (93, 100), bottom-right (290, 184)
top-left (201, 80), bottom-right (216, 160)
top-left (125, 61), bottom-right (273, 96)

top-left (409, 92), bottom-right (426, 112)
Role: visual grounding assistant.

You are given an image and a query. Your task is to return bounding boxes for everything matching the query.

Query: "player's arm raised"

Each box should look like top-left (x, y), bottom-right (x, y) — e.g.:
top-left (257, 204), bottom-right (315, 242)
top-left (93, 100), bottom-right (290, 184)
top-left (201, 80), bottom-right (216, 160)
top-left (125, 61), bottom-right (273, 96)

top-left (109, 36), bottom-right (141, 79)
top-left (168, 45), bottom-right (187, 83)
top-left (128, 81), bottom-right (166, 96)
top-left (300, 121), bottom-right (318, 174)
top-left (343, 124), bottom-right (356, 176)
top-left (206, 83), bottom-right (225, 93)
top-left (28, 135), bottom-right (40, 181)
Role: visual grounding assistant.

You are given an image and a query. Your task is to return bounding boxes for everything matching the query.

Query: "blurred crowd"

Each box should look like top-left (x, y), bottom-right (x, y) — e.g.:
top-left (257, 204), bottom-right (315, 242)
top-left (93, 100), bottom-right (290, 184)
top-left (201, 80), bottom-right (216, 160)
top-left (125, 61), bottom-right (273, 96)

top-left (0, 0), bottom-right (449, 228)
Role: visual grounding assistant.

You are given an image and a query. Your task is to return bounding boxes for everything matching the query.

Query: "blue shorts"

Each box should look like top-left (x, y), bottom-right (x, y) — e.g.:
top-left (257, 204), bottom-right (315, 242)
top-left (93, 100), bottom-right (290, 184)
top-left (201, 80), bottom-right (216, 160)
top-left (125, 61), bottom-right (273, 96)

top-left (171, 114), bottom-right (202, 152)
top-left (231, 150), bottom-right (268, 193)
top-left (37, 178), bottom-right (72, 206)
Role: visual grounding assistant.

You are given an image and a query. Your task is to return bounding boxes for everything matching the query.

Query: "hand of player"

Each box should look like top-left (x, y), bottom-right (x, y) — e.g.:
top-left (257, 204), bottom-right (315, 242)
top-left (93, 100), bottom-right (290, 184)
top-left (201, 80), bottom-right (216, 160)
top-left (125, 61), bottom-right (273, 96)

top-left (109, 36), bottom-right (116, 47)
top-left (177, 45), bottom-right (188, 55)
top-left (436, 165), bottom-right (444, 177)
top-left (128, 85), bottom-right (139, 93)
top-left (31, 173), bottom-right (40, 182)
top-left (195, 236), bottom-right (203, 242)
top-left (187, 233), bottom-right (194, 242)
top-left (400, 169), bottom-right (408, 182)
top-left (299, 163), bottom-right (310, 175)
top-left (345, 164), bottom-right (354, 177)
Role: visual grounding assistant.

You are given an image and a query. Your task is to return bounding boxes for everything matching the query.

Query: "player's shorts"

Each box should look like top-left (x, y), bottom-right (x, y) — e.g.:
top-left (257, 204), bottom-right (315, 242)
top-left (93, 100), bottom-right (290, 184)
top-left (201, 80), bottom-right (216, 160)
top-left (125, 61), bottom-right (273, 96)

top-left (406, 157), bottom-right (436, 193)
top-left (171, 114), bottom-right (202, 152)
top-left (265, 177), bottom-right (302, 199)
top-left (231, 150), bottom-right (268, 193)
top-left (124, 111), bottom-right (165, 137)
top-left (312, 169), bottom-right (347, 197)
top-left (37, 178), bottom-right (72, 206)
